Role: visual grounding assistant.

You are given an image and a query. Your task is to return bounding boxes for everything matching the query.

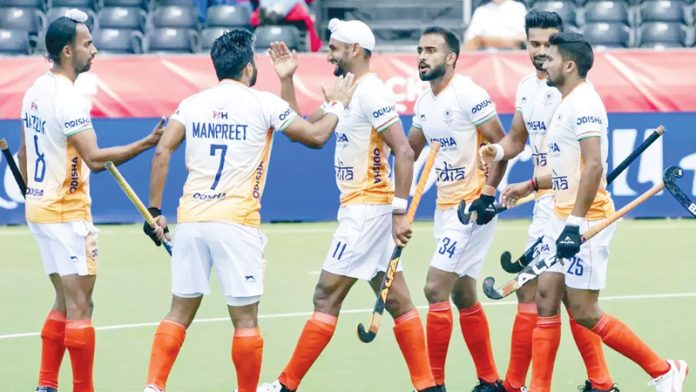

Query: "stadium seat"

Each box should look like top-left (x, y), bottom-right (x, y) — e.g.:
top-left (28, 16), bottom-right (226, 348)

top-left (205, 5), bottom-right (252, 29)
top-left (638, 22), bottom-right (688, 47)
top-left (0, 8), bottom-right (46, 36)
top-left (47, 7), bottom-right (97, 31)
top-left (583, 1), bottom-right (630, 24)
top-left (254, 25), bottom-right (301, 51)
top-left (151, 5), bottom-right (199, 30)
top-left (2, 0), bottom-right (47, 12)
top-left (201, 27), bottom-right (228, 51)
top-left (146, 27), bottom-right (199, 53)
top-left (155, 0), bottom-right (196, 6)
top-left (103, 0), bottom-right (152, 10)
top-left (530, 1), bottom-right (577, 26)
top-left (99, 7), bottom-right (148, 32)
top-left (50, 0), bottom-right (99, 12)
top-left (639, 1), bottom-right (687, 24)
top-left (581, 22), bottom-right (631, 47)
top-left (0, 29), bottom-right (32, 55)
top-left (93, 28), bottom-right (144, 53)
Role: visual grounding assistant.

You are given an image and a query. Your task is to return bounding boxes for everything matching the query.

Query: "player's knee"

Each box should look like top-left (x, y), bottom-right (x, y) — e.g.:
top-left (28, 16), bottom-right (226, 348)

top-left (451, 291), bottom-right (477, 310)
top-left (535, 291), bottom-right (561, 316)
top-left (65, 300), bottom-right (91, 319)
top-left (312, 283), bottom-right (340, 314)
top-left (568, 305), bottom-right (602, 329)
top-left (384, 290), bottom-right (412, 317)
top-left (423, 281), bottom-right (448, 304)
top-left (516, 285), bottom-right (536, 304)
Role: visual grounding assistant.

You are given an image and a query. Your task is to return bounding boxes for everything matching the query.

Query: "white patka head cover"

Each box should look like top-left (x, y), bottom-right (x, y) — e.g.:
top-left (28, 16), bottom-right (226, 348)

top-left (328, 18), bottom-right (375, 51)
top-left (64, 8), bottom-right (89, 23)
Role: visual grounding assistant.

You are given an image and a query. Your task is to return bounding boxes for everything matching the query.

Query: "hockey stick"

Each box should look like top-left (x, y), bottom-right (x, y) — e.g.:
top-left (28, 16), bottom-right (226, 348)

top-left (460, 126), bottom-right (665, 226)
top-left (0, 138), bottom-right (27, 197)
top-left (483, 179), bottom-right (665, 300)
top-left (356, 141), bottom-right (440, 343)
top-left (664, 165), bottom-right (696, 217)
top-left (105, 161), bottom-right (173, 255)
top-left (500, 125), bottom-right (666, 273)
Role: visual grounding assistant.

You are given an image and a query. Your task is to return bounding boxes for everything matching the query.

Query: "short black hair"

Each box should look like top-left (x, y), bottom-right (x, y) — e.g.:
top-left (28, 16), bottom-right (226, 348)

top-left (210, 29), bottom-right (255, 81)
top-left (549, 32), bottom-right (594, 78)
top-left (525, 9), bottom-right (564, 35)
top-left (363, 48), bottom-right (372, 59)
top-left (45, 16), bottom-right (80, 63)
top-left (422, 26), bottom-right (460, 61)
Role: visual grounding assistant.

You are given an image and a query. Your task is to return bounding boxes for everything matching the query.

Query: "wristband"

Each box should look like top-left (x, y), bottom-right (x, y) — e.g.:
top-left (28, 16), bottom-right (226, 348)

top-left (492, 143), bottom-right (505, 162)
top-left (566, 214), bottom-right (584, 226)
top-left (321, 101), bottom-right (345, 118)
top-left (392, 197), bottom-right (408, 214)
top-left (530, 177), bottom-right (539, 192)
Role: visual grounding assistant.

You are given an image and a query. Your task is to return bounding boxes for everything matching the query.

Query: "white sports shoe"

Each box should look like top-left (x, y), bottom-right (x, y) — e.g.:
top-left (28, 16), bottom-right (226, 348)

top-left (257, 380), bottom-right (284, 392)
top-left (144, 385), bottom-right (163, 392)
top-left (648, 359), bottom-right (688, 391)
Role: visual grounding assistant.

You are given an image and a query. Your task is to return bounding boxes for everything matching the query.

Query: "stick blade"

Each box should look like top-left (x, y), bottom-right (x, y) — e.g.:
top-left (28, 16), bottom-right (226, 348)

top-left (482, 276), bottom-right (504, 300)
top-left (356, 323), bottom-right (376, 343)
top-left (500, 251), bottom-right (524, 273)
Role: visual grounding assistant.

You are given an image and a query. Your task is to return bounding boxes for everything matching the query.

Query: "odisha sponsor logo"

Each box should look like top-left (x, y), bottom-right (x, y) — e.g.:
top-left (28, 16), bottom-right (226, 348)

top-left (526, 120), bottom-right (547, 131)
top-left (64, 117), bottom-right (91, 129)
top-left (372, 105), bottom-right (396, 118)
top-left (69, 156), bottom-right (80, 193)
top-left (253, 161), bottom-right (264, 199)
top-left (372, 148), bottom-right (382, 184)
top-left (26, 187), bottom-right (44, 197)
top-left (576, 116), bottom-right (602, 125)
top-left (193, 192), bottom-right (226, 200)
top-left (279, 107), bottom-right (293, 121)
top-left (430, 137), bottom-right (457, 149)
top-left (471, 99), bottom-right (492, 114)
top-left (23, 113), bottom-right (46, 134)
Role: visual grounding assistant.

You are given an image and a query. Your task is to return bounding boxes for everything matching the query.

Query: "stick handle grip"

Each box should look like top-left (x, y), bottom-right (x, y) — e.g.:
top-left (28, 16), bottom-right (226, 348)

top-left (607, 125), bottom-right (664, 184)
top-left (405, 142), bottom-right (440, 223)
top-left (581, 180), bottom-right (664, 242)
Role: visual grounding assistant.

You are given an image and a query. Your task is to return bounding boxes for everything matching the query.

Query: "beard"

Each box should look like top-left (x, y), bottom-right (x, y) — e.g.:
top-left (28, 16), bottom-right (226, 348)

top-left (546, 73), bottom-right (563, 87)
top-left (76, 58), bottom-right (93, 74)
top-left (419, 63), bottom-right (446, 81)
top-left (333, 62), bottom-right (346, 77)
top-left (249, 65), bottom-right (258, 87)
top-left (532, 55), bottom-right (547, 71)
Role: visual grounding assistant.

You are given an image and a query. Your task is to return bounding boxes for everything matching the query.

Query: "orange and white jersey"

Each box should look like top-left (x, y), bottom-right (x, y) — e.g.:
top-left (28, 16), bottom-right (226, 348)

top-left (21, 72), bottom-right (92, 223)
top-left (412, 74), bottom-right (497, 209)
top-left (547, 82), bottom-right (614, 220)
top-left (334, 73), bottom-right (398, 206)
top-left (172, 80), bottom-right (297, 227)
top-left (515, 73), bottom-right (561, 199)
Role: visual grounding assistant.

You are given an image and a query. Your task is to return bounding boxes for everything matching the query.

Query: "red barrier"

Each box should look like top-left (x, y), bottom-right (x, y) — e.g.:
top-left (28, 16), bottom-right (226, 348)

top-left (1, 50), bottom-right (693, 119)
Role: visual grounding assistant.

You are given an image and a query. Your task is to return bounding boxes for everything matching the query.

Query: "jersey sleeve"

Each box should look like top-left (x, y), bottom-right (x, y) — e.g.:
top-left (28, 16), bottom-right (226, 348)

top-left (411, 95), bottom-right (423, 129)
top-left (514, 79), bottom-right (527, 115)
top-left (571, 94), bottom-right (606, 141)
top-left (169, 97), bottom-right (188, 126)
top-left (458, 81), bottom-right (497, 126)
top-left (260, 92), bottom-right (297, 132)
top-left (57, 90), bottom-right (92, 137)
top-left (360, 81), bottom-right (400, 132)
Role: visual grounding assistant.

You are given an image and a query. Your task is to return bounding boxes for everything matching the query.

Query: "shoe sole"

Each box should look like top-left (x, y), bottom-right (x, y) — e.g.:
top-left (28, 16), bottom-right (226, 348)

top-left (673, 360), bottom-right (689, 392)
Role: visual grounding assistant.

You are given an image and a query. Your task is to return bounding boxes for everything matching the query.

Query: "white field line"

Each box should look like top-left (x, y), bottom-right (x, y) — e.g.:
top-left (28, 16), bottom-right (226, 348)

top-left (1, 291), bottom-right (695, 341)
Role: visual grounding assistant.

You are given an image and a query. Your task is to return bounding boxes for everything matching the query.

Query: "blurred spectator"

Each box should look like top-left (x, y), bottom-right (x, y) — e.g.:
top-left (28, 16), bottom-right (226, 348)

top-left (250, 0), bottom-right (321, 52)
top-left (462, 0), bottom-right (527, 51)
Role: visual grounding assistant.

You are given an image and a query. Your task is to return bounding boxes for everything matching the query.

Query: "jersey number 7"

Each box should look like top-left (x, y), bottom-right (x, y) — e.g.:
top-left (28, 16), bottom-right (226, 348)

top-left (210, 144), bottom-right (227, 190)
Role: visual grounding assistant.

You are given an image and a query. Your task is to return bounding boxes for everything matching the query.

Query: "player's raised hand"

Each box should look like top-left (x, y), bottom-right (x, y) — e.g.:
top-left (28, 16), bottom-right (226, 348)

top-left (478, 144), bottom-right (498, 171)
top-left (501, 181), bottom-right (534, 208)
top-left (268, 41), bottom-right (298, 80)
top-left (322, 73), bottom-right (356, 107)
top-left (392, 214), bottom-right (413, 247)
top-left (147, 116), bottom-right (167, 147)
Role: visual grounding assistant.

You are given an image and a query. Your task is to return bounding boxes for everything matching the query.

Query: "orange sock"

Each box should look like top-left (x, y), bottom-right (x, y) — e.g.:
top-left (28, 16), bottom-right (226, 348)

top-left (232, 327), bottom-right (264, 392)
top-left (459, 303), bottom-right (499, 383)
top-left (394, 309), bottom-right (436, 391)
top-left (279, 312), bottom-right (337, 390)
top-left (426, 302), bottom-right (453, 385)
top-left (530, 315), bottom-right (561, 392)
top-left (64, 319), bottom-right (95, 392)
top-left (592, 313), bottom-right (669, 378)
top-left (38, 310), bottom-right (67, 389)
top-left (146, 319), bottom-right (186, 390)
top-left (567, 310), bottom-right (613, 389)
top-left (503, 303), bottom-right (537, 392)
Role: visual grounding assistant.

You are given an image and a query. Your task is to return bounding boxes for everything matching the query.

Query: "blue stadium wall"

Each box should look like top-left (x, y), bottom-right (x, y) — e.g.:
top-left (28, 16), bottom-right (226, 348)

top-left (1, 113), bottom-right (695, 225)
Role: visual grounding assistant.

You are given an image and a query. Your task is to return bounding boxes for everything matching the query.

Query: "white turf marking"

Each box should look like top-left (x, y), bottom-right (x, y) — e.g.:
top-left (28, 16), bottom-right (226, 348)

top-left (1, 291), bottom-right (695, 341)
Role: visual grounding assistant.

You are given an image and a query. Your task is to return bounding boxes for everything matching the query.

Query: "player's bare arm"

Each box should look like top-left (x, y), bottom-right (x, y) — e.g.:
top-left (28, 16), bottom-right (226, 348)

top-left (479, 110), bottom-right (528, 170)
top-left (383, 122), bottom-right (415, 247)
top-left (68, 117), bottom-right (166, 172)
top-left (501, 174), bottom-right (551, 208)
top-left (407, 126), bottom-right (427, 161)
top-left (572, 136), bottom-right (603, 218)
top-left (18, 124), bottom-right (27, 183)
top-left (282, 73), bottom-right (356, 148)
top-left (477, 117), bottom-right (508, 189)
top-left (270, 41), bottom-right (324, 121)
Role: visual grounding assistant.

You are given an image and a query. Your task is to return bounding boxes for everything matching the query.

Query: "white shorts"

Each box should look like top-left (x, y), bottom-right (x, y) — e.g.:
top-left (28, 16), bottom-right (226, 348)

top-left (543, 215), bottom-right (616, 290)
top-left (171, 222), bottom-right (267, 300)
top-left (430, 207), bottom-right (496, 278)
top-left (322, 204), bottom-right (399, 281)
top-left (28, 221), bottom-right (99, 276)
top-left (526, 195), bottom-right (554, 250)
